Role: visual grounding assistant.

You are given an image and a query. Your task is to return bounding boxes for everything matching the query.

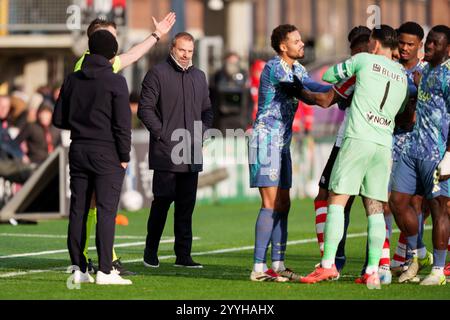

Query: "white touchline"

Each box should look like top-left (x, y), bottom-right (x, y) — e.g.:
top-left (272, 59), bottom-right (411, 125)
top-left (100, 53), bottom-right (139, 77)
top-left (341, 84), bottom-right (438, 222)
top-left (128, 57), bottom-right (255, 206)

top-left (0, 237), bottom-right (201, 259)
top-left (0, 233), bottom-right (159, 240)
top-left (0, 226), bottom-right (432, 279)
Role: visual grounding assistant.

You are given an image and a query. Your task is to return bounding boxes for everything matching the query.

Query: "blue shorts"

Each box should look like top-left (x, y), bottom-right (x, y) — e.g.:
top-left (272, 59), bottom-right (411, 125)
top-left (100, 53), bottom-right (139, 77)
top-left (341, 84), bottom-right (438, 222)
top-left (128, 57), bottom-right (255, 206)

top-left (249, 145), bottom-right (292, 190)
top-left (391, 153), bottom-right (450, 199)
top-left (388, 160), bottom-right (398, 193)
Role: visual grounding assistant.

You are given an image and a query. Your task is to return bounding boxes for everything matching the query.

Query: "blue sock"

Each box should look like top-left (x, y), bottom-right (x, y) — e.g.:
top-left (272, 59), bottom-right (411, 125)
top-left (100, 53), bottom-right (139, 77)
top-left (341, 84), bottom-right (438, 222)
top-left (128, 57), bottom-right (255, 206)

top-left (384, 214), bottom-right (393, 238)
top-left (271, 211), bottom-right (289, 262)
top-left (417, 213), bottom-right (426, 250)
top-left (406, 234), bottom-right (418, 254)
top-left (254, 208), bottom-right (275, 263)
top-left (433, 249), bottom-right (447, 268)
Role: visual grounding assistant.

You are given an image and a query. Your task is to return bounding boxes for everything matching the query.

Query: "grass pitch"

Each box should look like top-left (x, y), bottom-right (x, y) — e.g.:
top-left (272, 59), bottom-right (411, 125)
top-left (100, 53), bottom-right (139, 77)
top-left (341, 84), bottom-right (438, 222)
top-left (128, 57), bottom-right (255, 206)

top-left (0, 199), bottom-right (449, 300)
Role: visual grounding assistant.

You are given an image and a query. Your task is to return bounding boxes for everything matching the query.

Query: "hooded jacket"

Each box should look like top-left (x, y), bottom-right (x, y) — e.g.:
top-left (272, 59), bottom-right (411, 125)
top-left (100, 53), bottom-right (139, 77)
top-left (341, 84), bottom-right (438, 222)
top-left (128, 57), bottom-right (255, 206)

top-left (138, 56), bottom-right (213, 172)
top-left (53, 54), bottom-right (131, 162)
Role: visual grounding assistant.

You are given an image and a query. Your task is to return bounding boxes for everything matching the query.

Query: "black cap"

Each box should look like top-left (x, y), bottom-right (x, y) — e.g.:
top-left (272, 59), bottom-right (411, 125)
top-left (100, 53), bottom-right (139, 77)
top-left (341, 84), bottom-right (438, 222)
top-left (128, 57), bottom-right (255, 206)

top-left (348, 26), bottom-right (371, 48)
top-left (88, 30), bottom-right (118, 60)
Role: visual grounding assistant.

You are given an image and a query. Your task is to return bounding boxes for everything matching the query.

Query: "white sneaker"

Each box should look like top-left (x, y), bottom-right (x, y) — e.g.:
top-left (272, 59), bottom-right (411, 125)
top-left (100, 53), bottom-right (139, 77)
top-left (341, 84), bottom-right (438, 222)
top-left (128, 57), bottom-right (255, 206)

top-left (420, 271), bottom-right (446, 286)
top-left (73, 270), bottom-right (94, 284)
top-left (96, 271), bottom-right (132, 285)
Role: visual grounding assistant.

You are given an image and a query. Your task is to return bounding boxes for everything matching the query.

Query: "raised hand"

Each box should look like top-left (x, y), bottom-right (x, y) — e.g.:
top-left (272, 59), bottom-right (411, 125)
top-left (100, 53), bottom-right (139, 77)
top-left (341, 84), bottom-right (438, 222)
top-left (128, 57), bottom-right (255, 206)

top-left (152, 12), bottom-right (176, 37)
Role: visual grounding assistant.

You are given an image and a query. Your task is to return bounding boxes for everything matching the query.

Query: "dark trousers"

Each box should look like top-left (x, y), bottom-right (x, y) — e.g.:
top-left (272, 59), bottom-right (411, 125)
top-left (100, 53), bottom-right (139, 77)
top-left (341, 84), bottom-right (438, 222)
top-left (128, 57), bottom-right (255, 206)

top-left (145, 171), bottom-right (199, 258)
top-left (67, 144), bottom-right (125, 274)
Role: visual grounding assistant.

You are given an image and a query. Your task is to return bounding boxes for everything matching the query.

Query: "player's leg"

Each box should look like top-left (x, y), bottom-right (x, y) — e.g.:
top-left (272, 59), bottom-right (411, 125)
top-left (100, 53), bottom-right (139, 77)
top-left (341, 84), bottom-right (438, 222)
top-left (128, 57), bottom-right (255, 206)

top-left (301, 138), bottom-right (368, 284)
top-left (335, 195), bottom-right (354, 272)
top-left (354, 143), bottom-right (391, 288)
top-left (270, 151), bottom-right (300, 280)
top-left (353, 197), bottom-right (386, 289)
top-left (314, 188), bottom-right (328, 256)
top-left (413, 196), bottom-right (434, 270)
top-left (251, 186), bottom-right (288, 282)
top-left (420, 166), bottom-right (449, 286)
top-left (314, 145), bottom-right (340, 256)
top-left (389, 153), bottom-right (422, 282)
top-left (249, 137), bottom-right (288, 282)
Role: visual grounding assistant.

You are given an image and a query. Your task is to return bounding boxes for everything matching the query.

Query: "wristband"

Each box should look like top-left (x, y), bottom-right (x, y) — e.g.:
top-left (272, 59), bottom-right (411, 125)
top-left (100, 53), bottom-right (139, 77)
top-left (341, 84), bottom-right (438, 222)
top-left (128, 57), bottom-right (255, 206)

top-left (151, 32), bottom-right (160, 42)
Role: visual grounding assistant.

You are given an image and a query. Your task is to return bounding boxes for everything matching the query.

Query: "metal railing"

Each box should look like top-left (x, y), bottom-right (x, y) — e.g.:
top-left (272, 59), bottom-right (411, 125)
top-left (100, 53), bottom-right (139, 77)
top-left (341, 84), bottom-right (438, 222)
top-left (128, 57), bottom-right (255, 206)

top-left (0, 0), bottom-right (127, 34)
top-left (0, 0), bottom-right (73, 34)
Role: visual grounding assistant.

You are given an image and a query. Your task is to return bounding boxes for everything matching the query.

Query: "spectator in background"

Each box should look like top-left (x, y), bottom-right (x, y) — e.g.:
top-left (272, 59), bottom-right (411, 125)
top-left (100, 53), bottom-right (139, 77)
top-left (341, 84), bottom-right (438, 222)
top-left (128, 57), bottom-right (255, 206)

top-left (27, 91), bottom-right (44, 124)
top-left (15, 101), bottom-right (61, 166)
top-left (8, 90), bottom-right (29, 133)
top-left (0, 95), bottom-right (32, 184)
top-left (129, 91), bottom-right (144, 129)
top-left (211, 52), bottom-right (250, 131)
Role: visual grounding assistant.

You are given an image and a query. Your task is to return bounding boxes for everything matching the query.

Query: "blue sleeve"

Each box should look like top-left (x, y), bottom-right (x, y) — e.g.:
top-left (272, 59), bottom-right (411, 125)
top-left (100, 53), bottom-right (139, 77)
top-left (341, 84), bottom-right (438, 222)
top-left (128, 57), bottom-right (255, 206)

top-left (302, 76), bottom-right (333, 93)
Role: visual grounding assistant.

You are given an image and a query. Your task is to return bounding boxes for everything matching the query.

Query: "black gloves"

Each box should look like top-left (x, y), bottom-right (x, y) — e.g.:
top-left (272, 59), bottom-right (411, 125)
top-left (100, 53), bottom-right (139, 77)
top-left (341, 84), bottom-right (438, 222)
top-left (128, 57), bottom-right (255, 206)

top-left (279, 75), bottom-right (304, 100)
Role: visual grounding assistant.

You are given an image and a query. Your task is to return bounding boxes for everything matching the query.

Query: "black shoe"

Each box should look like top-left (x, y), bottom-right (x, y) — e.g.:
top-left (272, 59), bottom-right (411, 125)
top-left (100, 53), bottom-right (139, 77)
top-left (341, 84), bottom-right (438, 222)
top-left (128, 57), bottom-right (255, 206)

top-left (112, 258), bottom-right (137, 276)
top-left (143, 252), bottom-right (160, 268)
top-left (174, 256), bottom-right (203, 269)
top-left (87, 259), bottom-right (98, 274)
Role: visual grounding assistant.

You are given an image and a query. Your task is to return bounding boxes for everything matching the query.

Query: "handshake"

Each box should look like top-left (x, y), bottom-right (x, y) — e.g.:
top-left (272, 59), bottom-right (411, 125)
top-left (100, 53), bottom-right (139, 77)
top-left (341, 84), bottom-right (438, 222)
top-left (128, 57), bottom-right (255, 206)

top-left (279, 75), bottom-right (305, 100)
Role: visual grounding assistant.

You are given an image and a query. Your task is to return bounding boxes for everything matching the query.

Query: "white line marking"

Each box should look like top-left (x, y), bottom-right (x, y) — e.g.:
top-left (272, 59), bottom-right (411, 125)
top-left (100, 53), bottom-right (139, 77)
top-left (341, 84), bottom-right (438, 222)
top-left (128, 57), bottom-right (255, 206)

top-left (0, 233), bottom-right (156, 240)
top-left (121, 232), bottom-right (371, 264)
top-left (0, 237), bottom-right (200, 259)
top-left (0, 226), bottom-right (432, 279)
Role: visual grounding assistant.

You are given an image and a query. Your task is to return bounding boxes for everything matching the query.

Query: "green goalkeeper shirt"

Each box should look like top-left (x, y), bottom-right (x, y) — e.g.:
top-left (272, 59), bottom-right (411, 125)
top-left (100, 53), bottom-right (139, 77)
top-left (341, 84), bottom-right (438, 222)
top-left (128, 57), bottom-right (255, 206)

top-left (323, 53), bottom-right (408, 148)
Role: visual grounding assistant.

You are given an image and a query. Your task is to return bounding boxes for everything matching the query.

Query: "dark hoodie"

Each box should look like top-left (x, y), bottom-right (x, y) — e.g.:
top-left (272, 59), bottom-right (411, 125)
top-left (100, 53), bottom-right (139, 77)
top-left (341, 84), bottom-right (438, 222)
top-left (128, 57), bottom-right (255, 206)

top-left (53, 54), bottom-right (131, 162)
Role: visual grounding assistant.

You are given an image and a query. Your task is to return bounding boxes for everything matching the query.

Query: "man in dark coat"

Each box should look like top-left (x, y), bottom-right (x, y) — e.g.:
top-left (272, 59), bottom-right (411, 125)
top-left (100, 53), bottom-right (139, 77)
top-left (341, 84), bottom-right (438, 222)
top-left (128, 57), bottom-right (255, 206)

top-left (53, 30), bottom-right (132, 285)
top-left (138, 32), bottom-right (213, 268)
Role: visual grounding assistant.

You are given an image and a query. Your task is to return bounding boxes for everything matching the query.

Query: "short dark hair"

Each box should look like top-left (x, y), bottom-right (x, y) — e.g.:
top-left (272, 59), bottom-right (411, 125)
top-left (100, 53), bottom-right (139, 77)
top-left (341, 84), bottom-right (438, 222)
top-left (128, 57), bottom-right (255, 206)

top-left (88, 30), bottom-right (118, 60)
top-left (87, 18), bottom-right (117, 38)
top-left (271, 24), bottom-right (298, 54)
top-left (348, 26), bottom-right (371, 49)
top-left (430, 25), bottom-right (450, 44)
top-left (371, 24), bottom-right (398, 50)
top-left (171, 32), bottom-right (195, 48)
top-left (37, 100), bottom-right (54, 114)
top-left (397, 22), bottom-right (425, 40)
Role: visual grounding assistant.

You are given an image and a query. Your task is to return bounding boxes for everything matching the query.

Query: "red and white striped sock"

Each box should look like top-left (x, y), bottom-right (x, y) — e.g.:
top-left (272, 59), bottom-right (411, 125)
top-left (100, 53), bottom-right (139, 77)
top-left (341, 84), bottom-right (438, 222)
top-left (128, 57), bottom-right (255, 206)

top-left (379, 225), bottom-right (390, 266)
top-left (314, 200), bottom-right (328, 257)
top-left (391, 232), bottom-right (407, 267)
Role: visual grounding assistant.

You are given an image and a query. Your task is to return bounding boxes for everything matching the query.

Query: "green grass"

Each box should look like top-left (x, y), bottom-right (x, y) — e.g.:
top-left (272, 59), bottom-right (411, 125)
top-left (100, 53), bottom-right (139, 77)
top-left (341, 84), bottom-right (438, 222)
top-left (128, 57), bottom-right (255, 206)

top-left (0, 199), bottom-right (449, 300)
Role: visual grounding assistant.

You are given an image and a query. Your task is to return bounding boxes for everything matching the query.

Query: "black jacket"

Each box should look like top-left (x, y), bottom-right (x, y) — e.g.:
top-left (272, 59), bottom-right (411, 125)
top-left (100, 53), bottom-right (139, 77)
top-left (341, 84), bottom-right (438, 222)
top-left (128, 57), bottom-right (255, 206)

top-left (53, 54), bottom-right (131, 162)
top-left (15, 123), bottom-right (61, 164)
top-left (138, 56), bottom-right (213, 172)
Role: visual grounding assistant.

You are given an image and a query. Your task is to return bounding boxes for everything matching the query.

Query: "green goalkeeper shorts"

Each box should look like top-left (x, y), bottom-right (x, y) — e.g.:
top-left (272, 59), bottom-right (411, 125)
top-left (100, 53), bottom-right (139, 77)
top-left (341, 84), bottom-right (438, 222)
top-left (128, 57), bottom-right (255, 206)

top-left (329, 137), bottom-right (392, 202)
